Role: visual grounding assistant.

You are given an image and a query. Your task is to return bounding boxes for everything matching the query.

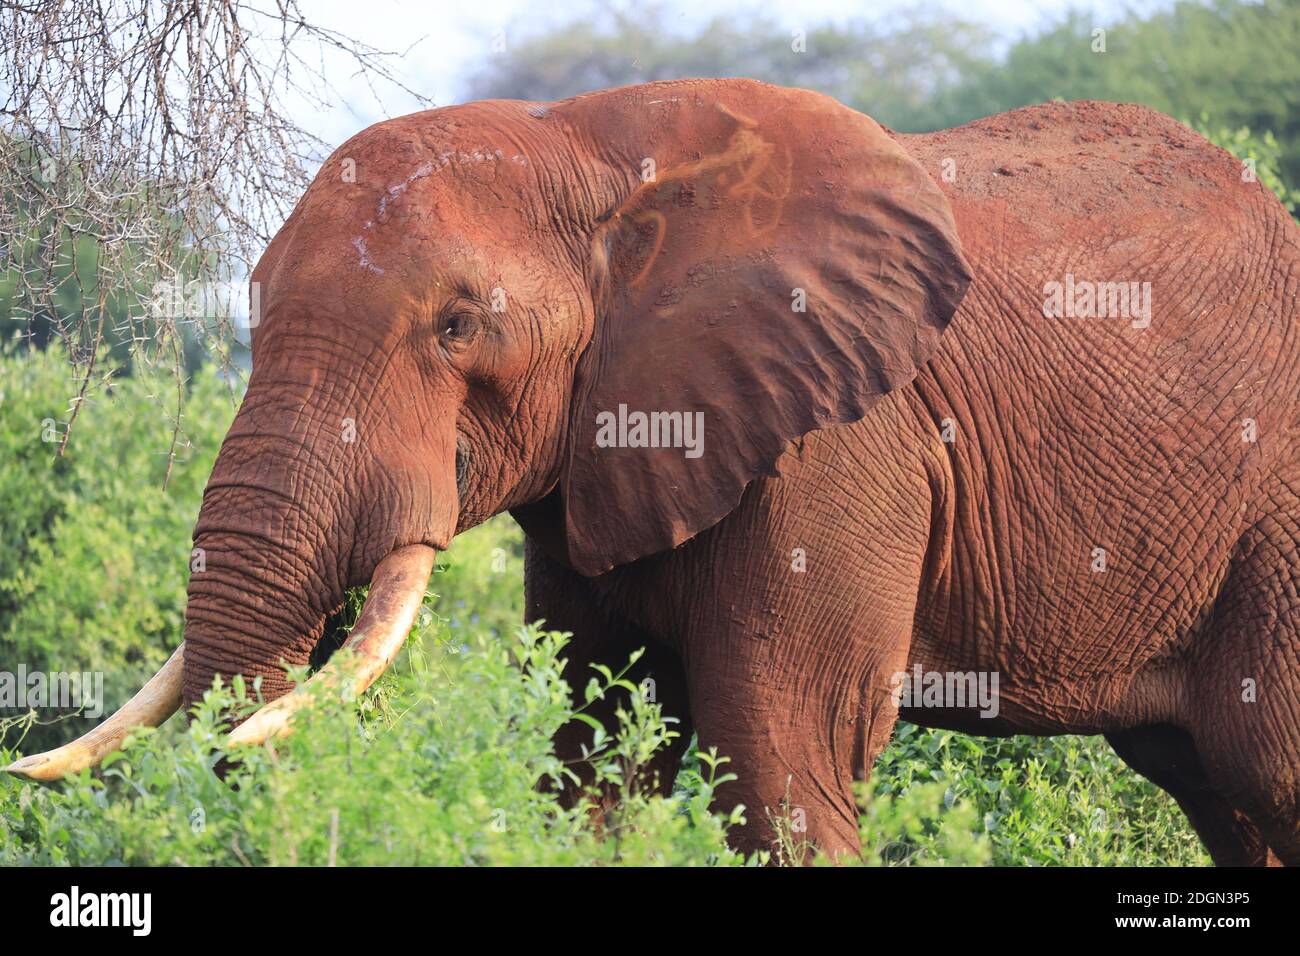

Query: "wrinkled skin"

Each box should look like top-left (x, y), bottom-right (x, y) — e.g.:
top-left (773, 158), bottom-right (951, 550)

top-left (182, 79), bottom-right (1300, 863)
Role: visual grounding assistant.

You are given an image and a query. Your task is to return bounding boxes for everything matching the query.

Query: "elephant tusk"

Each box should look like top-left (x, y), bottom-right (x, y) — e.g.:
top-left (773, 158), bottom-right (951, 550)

top-left (3, 644), bottom-right (185, 782)
top-left (225, 544), bottom-right (436, 749)
top-left (4, 546), bottom-right (436, 775)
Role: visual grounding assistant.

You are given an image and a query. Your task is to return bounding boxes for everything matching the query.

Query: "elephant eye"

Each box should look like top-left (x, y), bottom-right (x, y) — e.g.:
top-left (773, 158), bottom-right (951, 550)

top-left (439, 308), bottom-right (482, 347)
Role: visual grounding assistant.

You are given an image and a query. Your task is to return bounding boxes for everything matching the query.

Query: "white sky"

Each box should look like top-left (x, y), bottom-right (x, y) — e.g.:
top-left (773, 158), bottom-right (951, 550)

top-left (291, 0), bottom-right (1160, 150)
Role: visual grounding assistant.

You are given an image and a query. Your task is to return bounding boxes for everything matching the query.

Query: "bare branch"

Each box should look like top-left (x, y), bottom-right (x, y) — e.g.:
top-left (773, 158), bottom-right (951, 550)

top-left (0, 0), bottom-right (430, 452)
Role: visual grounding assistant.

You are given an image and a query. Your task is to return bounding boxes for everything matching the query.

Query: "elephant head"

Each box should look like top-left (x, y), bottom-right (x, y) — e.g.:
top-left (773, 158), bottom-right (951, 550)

top-left (7, 78), bottom-right (969, 779)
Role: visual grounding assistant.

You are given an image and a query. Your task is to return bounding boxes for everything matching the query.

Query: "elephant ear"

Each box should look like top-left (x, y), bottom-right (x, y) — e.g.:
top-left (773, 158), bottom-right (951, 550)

top-left (555, 80), bottom-right (971, 575)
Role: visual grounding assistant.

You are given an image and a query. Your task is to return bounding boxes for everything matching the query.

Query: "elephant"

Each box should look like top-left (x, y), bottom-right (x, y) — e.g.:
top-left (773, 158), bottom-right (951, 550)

top-left (10, 78), bottom-right (1300, 865)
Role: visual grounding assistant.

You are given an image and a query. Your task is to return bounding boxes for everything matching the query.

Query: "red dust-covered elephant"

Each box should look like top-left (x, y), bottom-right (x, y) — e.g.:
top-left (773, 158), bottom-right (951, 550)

top-left (11, 79), bottom-right (1300, 864)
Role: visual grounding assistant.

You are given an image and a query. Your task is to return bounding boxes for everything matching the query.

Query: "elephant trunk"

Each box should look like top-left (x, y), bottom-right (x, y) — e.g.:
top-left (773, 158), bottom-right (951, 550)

top-left (4, 374), bottom-right (448, 780)
top-left (181, 526), bottom-right (332, 712)
top-left (180, 403), bottom-right (358, 712)
top-left (179, 360), bottom-right (453, 730)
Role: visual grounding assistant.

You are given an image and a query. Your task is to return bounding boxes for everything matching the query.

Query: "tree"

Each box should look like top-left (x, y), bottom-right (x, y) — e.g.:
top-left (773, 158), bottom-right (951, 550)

top-left (924, 1), bottom-right (1300, 183)
top-left (0, 0), bottom-right (426, 457)
top-left (464, 3), bottom-right (996, 134)
top-left (467, 0), bottom-right (1300, 185)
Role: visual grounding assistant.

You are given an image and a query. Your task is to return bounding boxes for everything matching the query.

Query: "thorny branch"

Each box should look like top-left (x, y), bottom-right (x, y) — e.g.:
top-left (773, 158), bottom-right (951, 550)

top-left (0, 0), bottom-right (429, 464)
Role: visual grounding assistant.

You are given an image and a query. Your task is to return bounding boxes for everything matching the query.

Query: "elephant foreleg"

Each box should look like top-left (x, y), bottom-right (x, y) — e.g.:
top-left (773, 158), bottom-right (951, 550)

top-left (686, 630), bottom-right (910, 862)
top-left (675, 441), bottom-right (936, 862)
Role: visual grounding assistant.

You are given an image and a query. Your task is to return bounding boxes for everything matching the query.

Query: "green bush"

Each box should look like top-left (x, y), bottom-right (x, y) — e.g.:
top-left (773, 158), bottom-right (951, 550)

top-left (872, 724), bottom-right (1206, 866)
top-left (430, 513), bottom-right (527, 643)
top-left (0, 344), bottom-right (235, 751)
top-left (0, 621), bottom-right (748, 866)
top-left (1193, 118), bottom-right (1300, 216)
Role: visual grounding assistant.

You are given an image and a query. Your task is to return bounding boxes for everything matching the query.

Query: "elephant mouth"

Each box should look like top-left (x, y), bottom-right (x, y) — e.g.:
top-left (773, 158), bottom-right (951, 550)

top-left (3, 545), bottom-right (437, 782)
top-left (310, 603), bottom-right (356, 672)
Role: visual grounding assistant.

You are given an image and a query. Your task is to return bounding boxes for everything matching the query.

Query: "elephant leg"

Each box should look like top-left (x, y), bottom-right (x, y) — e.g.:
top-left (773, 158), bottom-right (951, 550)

top-left (523, 535), bottom-right (693, 813)
top-left (686, 642), bottom-right (907, 863)
top-left (1105, 725), bottom-right (1278, 866)
top-left (675, 439), bottom-right (935, 862)
top-left (1183, 505), bottom-right (1300, 864)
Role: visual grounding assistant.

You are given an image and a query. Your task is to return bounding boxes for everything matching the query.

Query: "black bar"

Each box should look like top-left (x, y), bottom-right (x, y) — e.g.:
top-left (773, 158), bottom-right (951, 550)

top-left (0, 865), bottom-right (1291, 941)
